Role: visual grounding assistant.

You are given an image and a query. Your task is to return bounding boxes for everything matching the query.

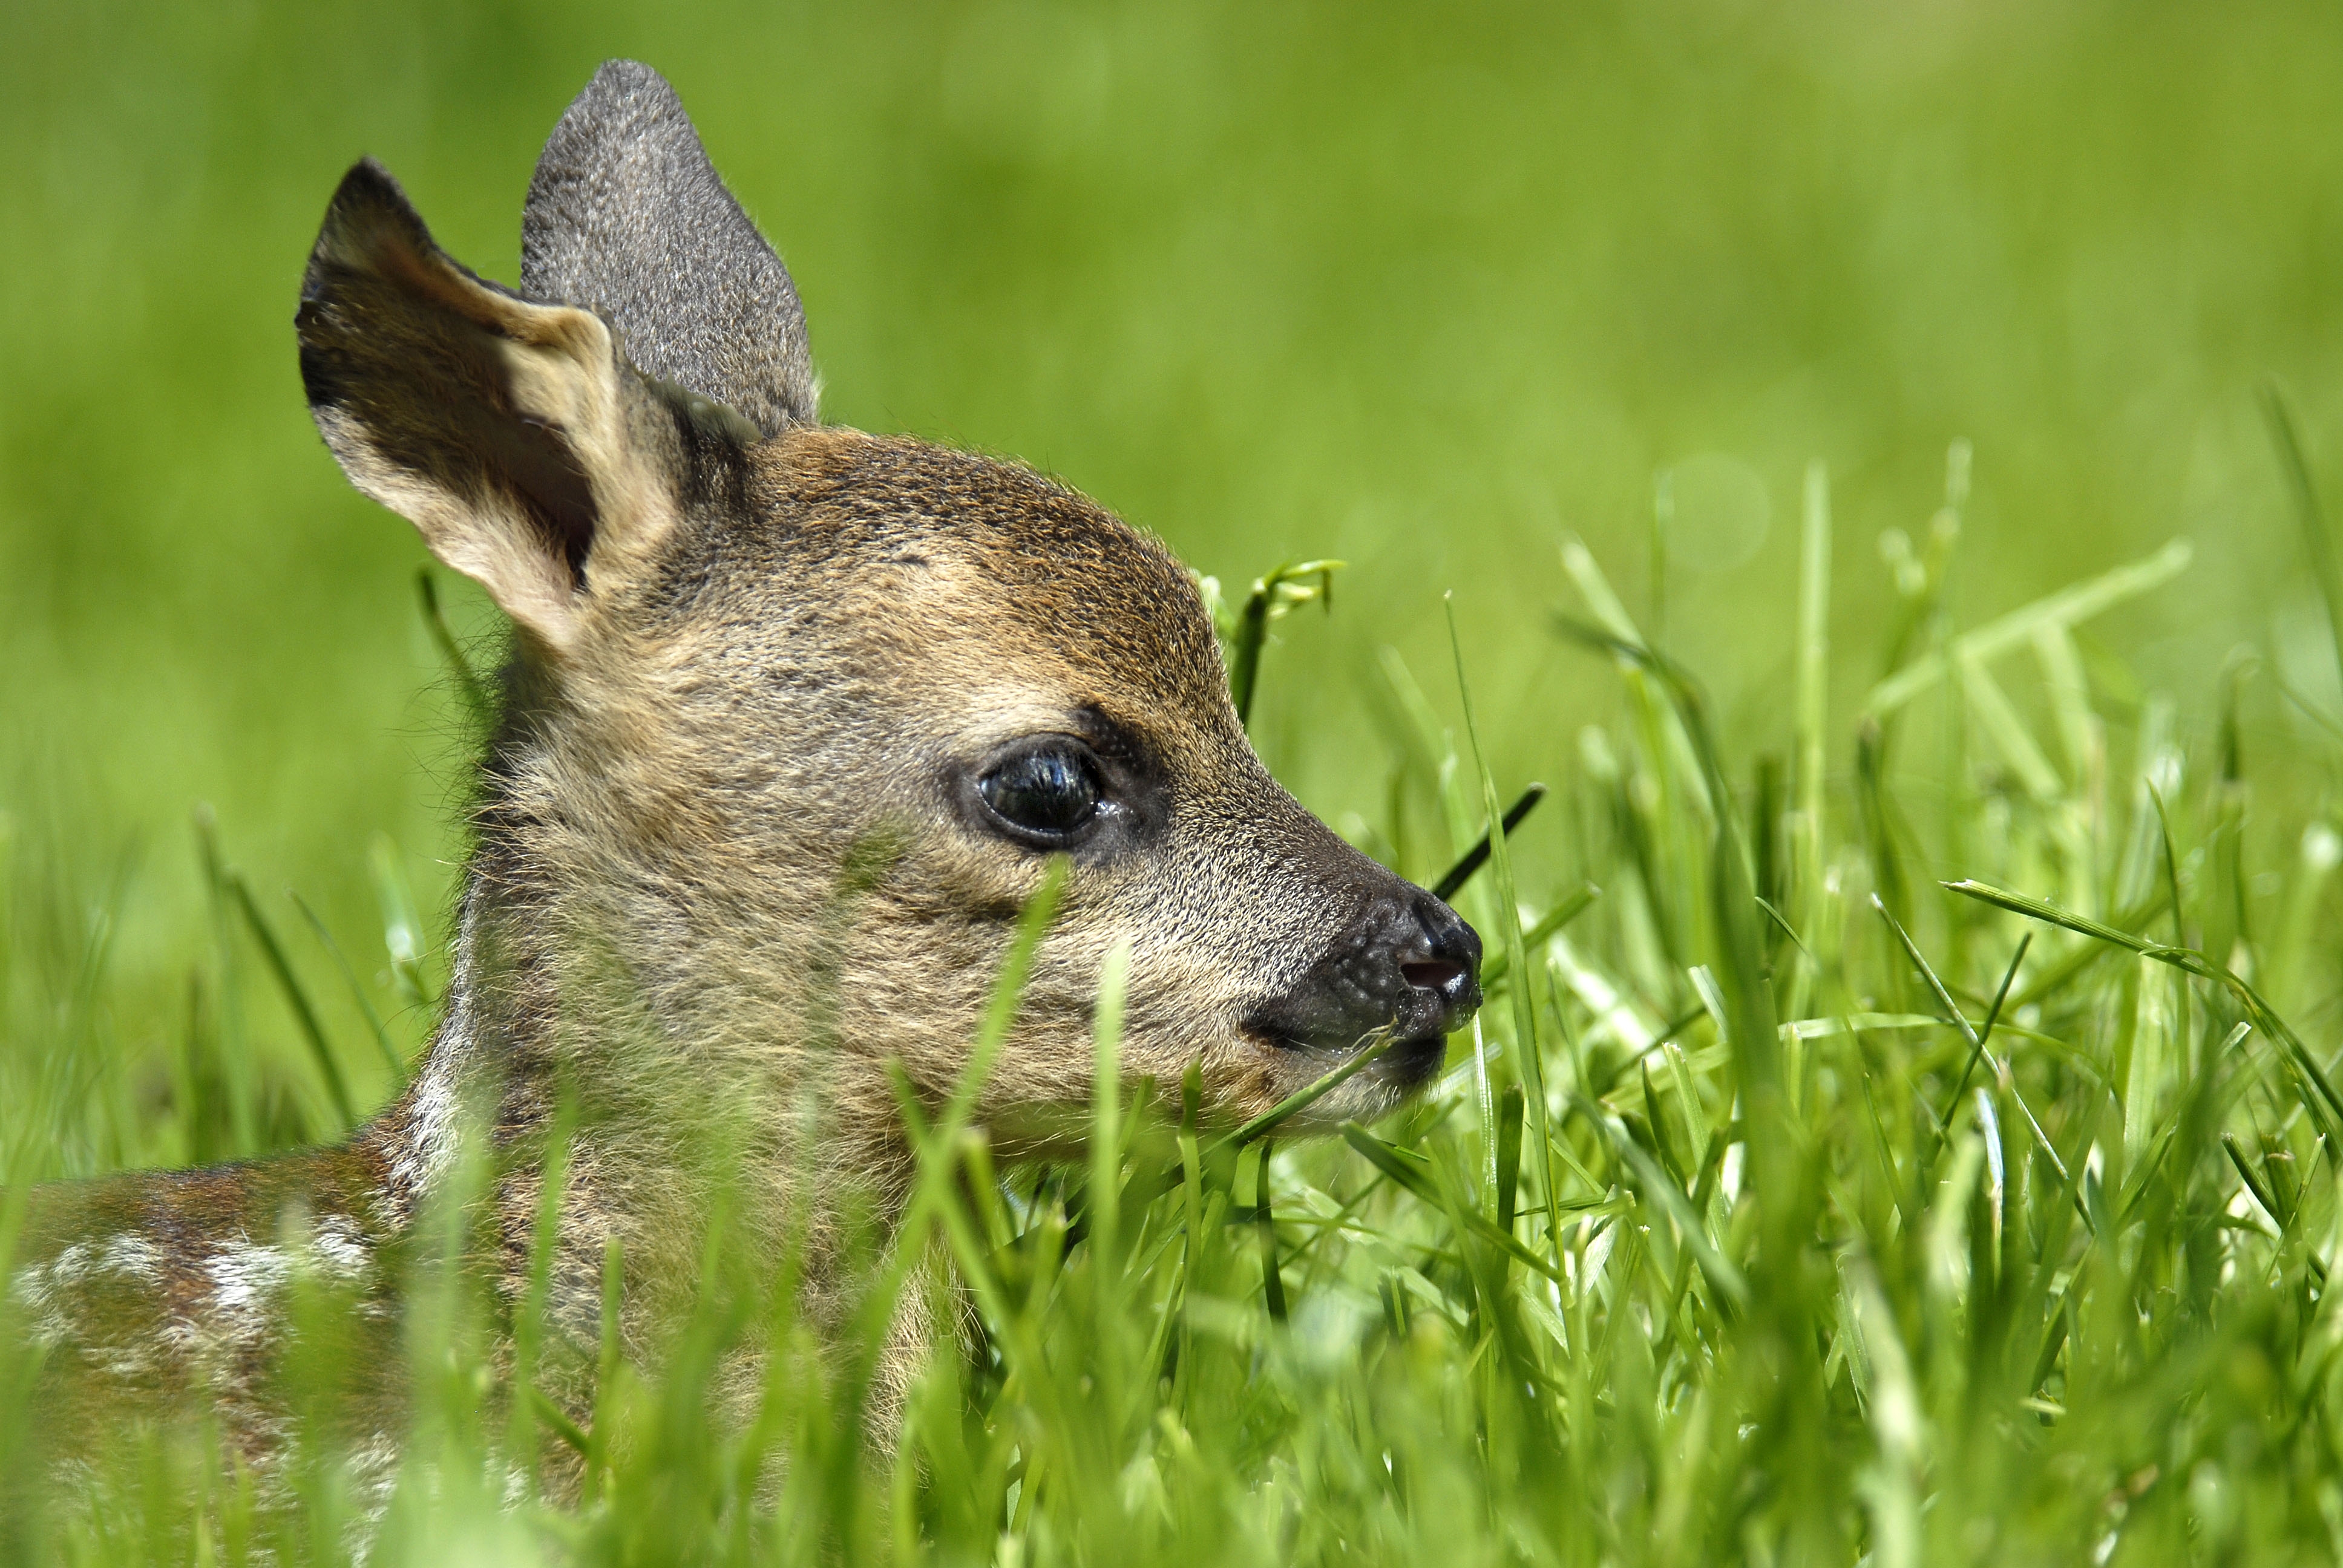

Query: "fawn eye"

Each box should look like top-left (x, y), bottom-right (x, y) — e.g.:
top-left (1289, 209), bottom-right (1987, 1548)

top-left (978, 742), bottom-right (1103, 841)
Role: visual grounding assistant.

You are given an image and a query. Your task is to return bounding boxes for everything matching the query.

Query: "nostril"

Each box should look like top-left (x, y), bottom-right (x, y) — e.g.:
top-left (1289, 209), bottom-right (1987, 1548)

top-left (1401, 959), bottom-right (1467, 993)
top-left (1411, 890), bottom-right (1483, 971)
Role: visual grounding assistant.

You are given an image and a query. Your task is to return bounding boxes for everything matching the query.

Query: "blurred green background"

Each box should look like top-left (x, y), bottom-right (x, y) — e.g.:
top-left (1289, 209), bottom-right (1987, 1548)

top-left (7, 0), bottom-right (2343, 1161)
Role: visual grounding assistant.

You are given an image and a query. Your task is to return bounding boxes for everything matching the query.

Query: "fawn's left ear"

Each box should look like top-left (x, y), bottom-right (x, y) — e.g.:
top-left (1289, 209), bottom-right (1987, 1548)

top-left (523, 60), bottom-right (817, 437)
top-left (297, 158), bottom-right (752, 654)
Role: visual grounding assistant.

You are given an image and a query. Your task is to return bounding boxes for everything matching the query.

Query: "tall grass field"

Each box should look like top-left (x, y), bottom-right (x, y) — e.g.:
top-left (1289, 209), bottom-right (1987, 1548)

top-left (11, 448), bottom-right (2343, 1562)
top-left (14, 2), bottom-right (2343, 1563)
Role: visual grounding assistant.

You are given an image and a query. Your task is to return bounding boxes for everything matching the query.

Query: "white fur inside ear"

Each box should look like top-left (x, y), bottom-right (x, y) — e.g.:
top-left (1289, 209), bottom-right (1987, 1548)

top-left (496, 309), bottom-right (677, 591)
top-left (313, 402), bottom-right (582, 652)
top-left (499, 305), bottom-right (616, 435)
top-left (314, 290), bottom-right (679, 656)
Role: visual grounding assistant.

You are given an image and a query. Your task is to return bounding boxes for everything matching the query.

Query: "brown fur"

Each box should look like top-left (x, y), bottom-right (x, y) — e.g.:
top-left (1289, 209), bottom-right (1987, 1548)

top-left (12, 64), bottom-right (1480, 1508)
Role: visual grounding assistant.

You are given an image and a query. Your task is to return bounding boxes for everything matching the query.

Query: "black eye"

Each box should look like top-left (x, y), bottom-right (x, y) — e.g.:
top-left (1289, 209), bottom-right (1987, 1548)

top-left (978, 743), bottom-right (1102, 840)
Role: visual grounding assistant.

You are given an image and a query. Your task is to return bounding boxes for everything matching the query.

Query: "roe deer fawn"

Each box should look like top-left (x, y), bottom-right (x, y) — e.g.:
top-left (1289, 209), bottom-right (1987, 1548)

top-left (11, 60), bottom-right (1481, 1497)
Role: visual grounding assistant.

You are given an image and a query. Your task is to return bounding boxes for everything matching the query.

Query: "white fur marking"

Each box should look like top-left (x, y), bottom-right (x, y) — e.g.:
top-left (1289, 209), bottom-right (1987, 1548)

top-left (388, 893), bottom-right (481, 1208)
top-left (204, 1239), bottom-right (293, 1323)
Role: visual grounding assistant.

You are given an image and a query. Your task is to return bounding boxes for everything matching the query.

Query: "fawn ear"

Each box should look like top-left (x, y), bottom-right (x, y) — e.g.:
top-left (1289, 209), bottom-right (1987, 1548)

top-left (297, 160), bottom-right (746, 653)
top-left (522, 59), bottom-right (816, 437)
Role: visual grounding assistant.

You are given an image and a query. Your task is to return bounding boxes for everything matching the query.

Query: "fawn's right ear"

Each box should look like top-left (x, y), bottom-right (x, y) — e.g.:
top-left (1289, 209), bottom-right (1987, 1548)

top-left (297, 160), bottom-right (747, 654)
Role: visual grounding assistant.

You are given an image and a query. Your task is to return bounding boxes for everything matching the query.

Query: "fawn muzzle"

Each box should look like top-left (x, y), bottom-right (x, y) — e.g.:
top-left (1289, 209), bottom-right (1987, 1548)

top-left (1244, 883), bottom-right (1483, 1073)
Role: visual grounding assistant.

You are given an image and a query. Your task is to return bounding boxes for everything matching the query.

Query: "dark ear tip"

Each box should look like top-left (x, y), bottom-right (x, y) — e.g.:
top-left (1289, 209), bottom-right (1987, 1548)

top-left (310, 158), bottom-right (436, 280)
top-left (334, 156), bottom-right (402, 198)
top-left (327, 158), bottom-right (417, 227)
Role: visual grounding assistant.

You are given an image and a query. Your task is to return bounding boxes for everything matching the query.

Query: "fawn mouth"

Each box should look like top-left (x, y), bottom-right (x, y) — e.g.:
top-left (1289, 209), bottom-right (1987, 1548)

top-left (1239, 1019), bottom-right (1454, 1091)
top-left (1239, 959), bottom-right (1480, 1086)
top-left (1237, 886), bottom-right (1483, 1080)
top-left (1376, 1030), bottom-right (1452, 1086)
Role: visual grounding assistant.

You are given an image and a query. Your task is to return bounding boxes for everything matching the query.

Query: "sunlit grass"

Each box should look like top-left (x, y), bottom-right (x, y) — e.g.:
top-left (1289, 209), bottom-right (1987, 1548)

top-left (11, 439), bottom-right (2343, 1564)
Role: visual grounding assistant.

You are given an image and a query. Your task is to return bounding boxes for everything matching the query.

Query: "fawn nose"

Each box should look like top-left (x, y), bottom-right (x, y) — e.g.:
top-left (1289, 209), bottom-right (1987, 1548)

top-left (1244, 884), bottom-right (1484, 1062)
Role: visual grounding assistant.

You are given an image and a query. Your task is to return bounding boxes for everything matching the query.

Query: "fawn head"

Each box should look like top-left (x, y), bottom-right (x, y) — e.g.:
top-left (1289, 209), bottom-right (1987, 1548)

top-left (295, 62), bottom-right (1480, 1151)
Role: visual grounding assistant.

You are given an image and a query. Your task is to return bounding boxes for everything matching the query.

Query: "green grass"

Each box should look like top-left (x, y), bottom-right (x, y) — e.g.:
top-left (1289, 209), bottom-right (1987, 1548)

top-left (17, 2), bottom-right (2343, 1560)
top-left (12, 0), bottom-right (2343, 1079)
top-left (14, 468), bottom-right (2343, 1560)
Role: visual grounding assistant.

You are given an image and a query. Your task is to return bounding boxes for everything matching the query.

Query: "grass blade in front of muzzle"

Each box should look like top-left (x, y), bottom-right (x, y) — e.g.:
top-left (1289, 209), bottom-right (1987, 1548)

top-left (1446, 595), bottom-right (1562, 1282)
top-left (1430, 783), bottom-right (1547, 902)
top-left (1211, 1031), bottom-right (1395, 1151)
top-left (1476, 881), bottom-right (1600, 994)
top-left (1052, 1030), bottom-right (1403, 1252)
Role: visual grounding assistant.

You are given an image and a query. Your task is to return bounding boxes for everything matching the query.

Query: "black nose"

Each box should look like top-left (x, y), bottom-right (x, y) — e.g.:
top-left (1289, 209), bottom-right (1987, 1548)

top-left (1242, 885), bottom-right (1484, 1056)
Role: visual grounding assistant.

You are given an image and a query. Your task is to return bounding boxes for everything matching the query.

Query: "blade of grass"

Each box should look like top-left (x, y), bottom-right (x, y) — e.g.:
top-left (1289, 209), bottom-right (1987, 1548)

top-left (1449, 595), bottom-right (1565, 1283)
top-left (1478, 882), bottom-right (1601, 993)
top-left (224, 870), bottom-right (353, 1128)
top-left (510, 1090), bottom-right (577, 1486)
top-left (584, 1235), bottom-right (623, 1504)
top-left (1049, 1028), bottom-right (1410, 1293)
top-left (1088, 939), bottom-right (1132, 1279)
top-left (1339, 1122), bottom-right (1565, 1284)
top-left (1864, 540), bottom-right (2192, 716)
top-left (1550, 612), bottom-right (1787, 1258)
top-left (1430, 784), bottom-right (1548, 901)
top-left (1796, 460), bottom-right (1830, 944)
top-left (1253, 1142), bottom-right (1286, 1322)
top-left (2263, 382), bottom-right (2343, 700)
top-left (1945, 877), bottom-right (2343, 1134)
top-left (906, 860), bottom-right (1069, 1220)
top-left (288, 889), bottom-right (404, 1085)
top-left (1872, 895), bottom-right (2065, 1181)
top-left (368, 835), bottom-right (434, 1011)
top-left (1936, 933), bottom-right (2031, 1137)
top-left (1495, 1083), bottom-right (1524, 1234)
top-left (194, 806), bottom-right (257, 1155)
top-left (1568, 1096), bottom-right (1749, 1312)
top-left (1172, 1063), bottom-right (1204, 1408)
top-left (1213, 1033), bottom-right (1396, 1152)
